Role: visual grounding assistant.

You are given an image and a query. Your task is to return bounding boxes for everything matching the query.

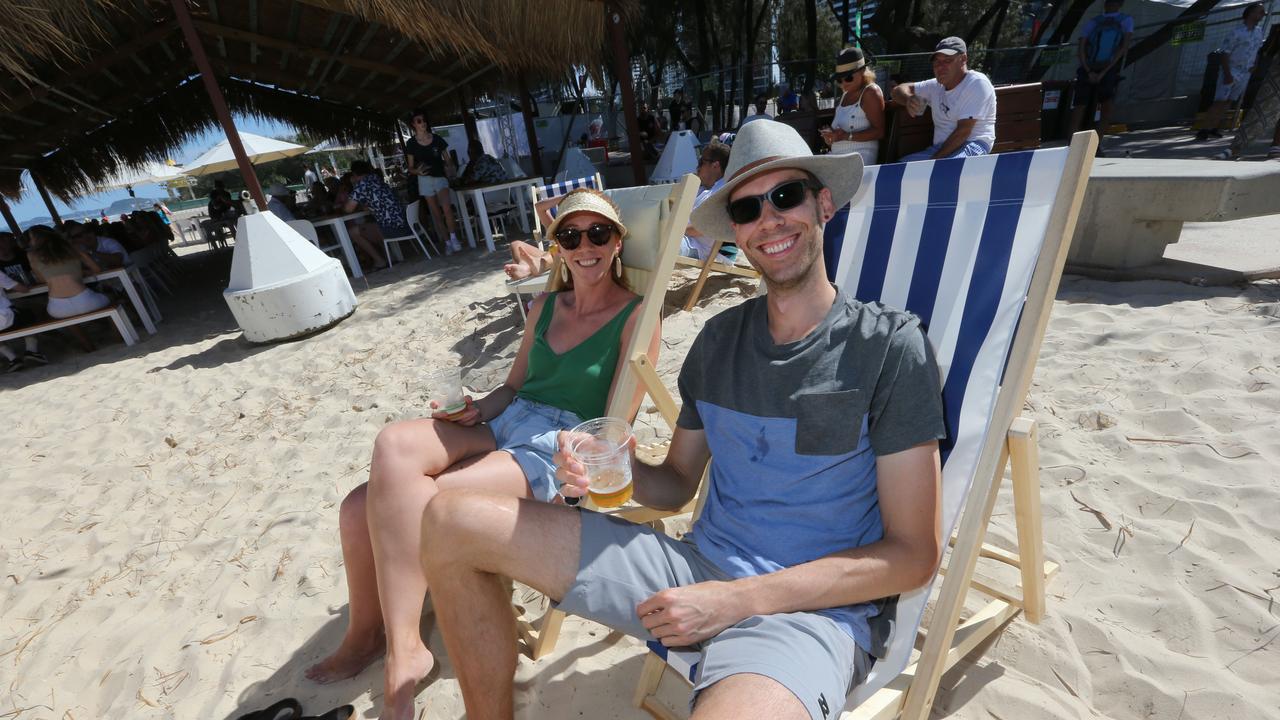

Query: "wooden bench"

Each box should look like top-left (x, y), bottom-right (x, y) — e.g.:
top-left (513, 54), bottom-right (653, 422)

top-left (881, 82), bottom-right (1043, 161)
top-left (0, 304), bottom-right (138, 348)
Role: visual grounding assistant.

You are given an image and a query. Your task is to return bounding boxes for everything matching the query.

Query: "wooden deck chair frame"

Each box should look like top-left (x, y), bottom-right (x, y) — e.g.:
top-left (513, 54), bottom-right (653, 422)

top-left (631, 131), bottom-right (1099, 720)
top-left (675, 234), bottom-right (761, 311)
top-left (512, 175), bottom-right (700, 659)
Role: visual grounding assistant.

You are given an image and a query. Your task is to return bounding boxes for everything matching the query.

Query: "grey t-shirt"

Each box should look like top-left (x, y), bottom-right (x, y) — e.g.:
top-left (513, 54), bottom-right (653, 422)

top-left (678, 290), bottom-right (946, 650)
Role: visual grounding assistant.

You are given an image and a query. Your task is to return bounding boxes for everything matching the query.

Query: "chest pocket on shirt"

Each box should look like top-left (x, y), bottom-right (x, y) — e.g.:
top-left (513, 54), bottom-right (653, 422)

top-left (794, 389), bottom-right (868, 456)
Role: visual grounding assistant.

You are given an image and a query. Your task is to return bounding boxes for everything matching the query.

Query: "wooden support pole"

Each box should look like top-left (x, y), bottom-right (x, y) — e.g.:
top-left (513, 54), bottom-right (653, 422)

top-left (170, 0), bottom-right (267, 210)
top-left (0, 195), bottom-right (21, 235)
top-left (517, 73), bottom-right (544, 178)
top-left (607, 4), bottom-right (647, 186)
top-left (30, 173), bottom-right (62, 225)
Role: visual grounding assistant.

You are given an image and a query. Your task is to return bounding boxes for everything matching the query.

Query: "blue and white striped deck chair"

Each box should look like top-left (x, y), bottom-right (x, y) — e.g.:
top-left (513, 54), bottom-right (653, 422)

top-left (528, 173), bottom-right (605, 241)
top-left (505, 174), bottom-right (607, 318)
top-left (634, 132), bottom-right (1097, 720)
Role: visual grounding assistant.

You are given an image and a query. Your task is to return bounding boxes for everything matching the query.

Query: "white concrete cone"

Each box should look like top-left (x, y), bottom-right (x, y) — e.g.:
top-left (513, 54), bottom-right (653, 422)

top-left (555, 146), bottom-right (599, 183)
top-left (649, 130), bottom-right (699, 184)
top-left (223, 211), bottom-right (357, 343)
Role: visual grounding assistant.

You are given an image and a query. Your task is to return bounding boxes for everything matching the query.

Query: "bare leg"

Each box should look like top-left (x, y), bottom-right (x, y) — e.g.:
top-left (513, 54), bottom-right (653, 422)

top-left (1200, 100), bottom-right (1230, 137)
top-left (424, 194), bottom-right (449, 245)
top-left (433, 188), bottom-right (458, 235)
top-left (304, 419), bottom-right (531, 720)
top-left (690, 673), bottom-right (808, 720)
top-left (1070, 104), bottom-right (1086, 134)
top-left (352, 224), bottom-right (390, 269)
top-left (421, 491), bottom-right (583, 720)
top-left (504, 241), bottom-right (551, 280)
top-left (304, 483), bottom-right (385, 683)
top-left (1097, 98), bottom-right (1114, 139)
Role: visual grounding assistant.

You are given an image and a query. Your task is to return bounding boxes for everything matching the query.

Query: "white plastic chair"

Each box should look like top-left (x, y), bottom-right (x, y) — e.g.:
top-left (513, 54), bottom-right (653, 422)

top-left (381, 202), bottom-right (433, 268)
top-left (405, 200), bottom-right (442, 257)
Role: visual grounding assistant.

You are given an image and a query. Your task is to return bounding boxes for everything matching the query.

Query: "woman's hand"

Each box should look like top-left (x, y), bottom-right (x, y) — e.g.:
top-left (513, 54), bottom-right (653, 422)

top-left (553, 430), bottom-right (591, 503)
top-left (431, 396), bottom-right (480, 426)
top-left (820, 126), bottom-right (835, 146)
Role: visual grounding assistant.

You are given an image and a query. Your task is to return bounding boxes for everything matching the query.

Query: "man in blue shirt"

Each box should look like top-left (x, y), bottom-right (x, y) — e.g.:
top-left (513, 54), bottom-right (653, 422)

top-left (1070, 0), bottom-right (1135, 148)
top-left (416, 121), bottom-right (946, 720)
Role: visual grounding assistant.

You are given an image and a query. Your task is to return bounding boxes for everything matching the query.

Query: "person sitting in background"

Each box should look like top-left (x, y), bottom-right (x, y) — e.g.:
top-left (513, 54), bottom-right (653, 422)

top-left (62, 221), bottom-right (129, 268)
top-left (891, 36), bottom-right (997, 162)
top-left (680, 141), bottom-right (739, 264)
top-left (740, 98), bottom-right (772, 125)
top-left (306, 181), bottom-right (334, 216)
top-left (0, 270), bottom-right (47, 373)
top-left (343, 160), bottom-right (404, 271)
top-left (637, 102), bottom-right (660, 161)
top-left (25, 225), bottom-right (108, 351)
top-left (456, 140), bottom-right (508, 187)
top-left (304, 188), bottom-right (659, 720)
top-left (823, 47), bottom-right (885, 165)
top-left (779, 84), bottom-right (800, 114)
top-left (0, 231), bottom-right (34, 286)
top-left (265, 184), bottom-right (298, 222)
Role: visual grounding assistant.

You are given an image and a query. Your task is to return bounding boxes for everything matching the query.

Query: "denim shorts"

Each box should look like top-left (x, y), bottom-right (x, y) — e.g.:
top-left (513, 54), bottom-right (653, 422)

top-left (487, 397), bottom-right (584, 502)
top-left (418, 174), bottom-right (450, 196)
top-left (555, 511), bottom-right (872, 719)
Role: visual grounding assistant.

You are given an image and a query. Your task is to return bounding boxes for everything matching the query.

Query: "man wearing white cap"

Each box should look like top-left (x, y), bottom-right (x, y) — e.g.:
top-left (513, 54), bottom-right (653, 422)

top-left (418, 120), bottom-right (946, 720)
top-left (891, 36), bottom-right (997, 162)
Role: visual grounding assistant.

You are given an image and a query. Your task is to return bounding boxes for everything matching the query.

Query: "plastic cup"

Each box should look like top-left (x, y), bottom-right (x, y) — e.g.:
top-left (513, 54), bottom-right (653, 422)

top-left (427, 367), bottom-right (466, 415)
top-left (568, 417), bottom-right (634, 508)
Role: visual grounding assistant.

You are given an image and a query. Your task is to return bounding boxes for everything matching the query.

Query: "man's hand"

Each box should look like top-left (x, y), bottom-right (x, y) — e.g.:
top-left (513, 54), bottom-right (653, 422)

top-left (637, 581), bottom-right (748, 647)
top-left (906, 95), bottom-right (927, 117)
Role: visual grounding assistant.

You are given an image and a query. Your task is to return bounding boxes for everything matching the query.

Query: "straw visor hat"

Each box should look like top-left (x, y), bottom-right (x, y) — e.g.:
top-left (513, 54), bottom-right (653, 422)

top-left (690, 121), bottom-right (864, 248)
top-left (545, 189), bottom-right (629, 241)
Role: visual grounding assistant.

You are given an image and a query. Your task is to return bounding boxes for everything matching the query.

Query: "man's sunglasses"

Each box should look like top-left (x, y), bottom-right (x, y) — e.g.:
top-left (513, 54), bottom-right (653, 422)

top-left (553, 223), bottom-right (617, 250)
top-left (727, 179), bottom-right (820, 225)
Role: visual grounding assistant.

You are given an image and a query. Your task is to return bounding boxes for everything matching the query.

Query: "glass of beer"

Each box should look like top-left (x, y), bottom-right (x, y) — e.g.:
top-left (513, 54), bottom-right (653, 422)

top-left (568, 417), bottom-right (634, 508)
top-left (426, 367), bottom-right (466, 416)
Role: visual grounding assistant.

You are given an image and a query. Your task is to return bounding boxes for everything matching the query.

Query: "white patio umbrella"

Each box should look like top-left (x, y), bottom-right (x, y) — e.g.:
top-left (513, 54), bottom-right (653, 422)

top-left (183, 132), bottom-right (311, 176)
top-left (95, 161), bottom-right (189, 192)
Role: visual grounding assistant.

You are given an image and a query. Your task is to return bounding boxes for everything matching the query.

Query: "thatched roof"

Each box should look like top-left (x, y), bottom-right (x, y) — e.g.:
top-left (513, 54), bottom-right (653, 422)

top-left (0, 0), bottom-right (614, 201)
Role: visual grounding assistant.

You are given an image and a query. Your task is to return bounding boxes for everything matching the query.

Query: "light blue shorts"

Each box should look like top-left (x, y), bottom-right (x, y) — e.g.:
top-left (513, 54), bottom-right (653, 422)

top-left (418, 174), bottom-right (450, 196)
top-left (487, 397), bottom-right (584, 502)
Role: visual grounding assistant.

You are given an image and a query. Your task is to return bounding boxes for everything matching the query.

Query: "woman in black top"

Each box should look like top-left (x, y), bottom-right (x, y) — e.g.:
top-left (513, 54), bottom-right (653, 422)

top-left (405, 110), bottom-right (461, 254)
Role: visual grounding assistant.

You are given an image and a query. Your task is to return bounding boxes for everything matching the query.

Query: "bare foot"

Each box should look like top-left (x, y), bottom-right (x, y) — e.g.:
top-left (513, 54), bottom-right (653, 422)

top-left (380, 644), bottom-right (434, 720)
top-left (504, 261), bottom-right (532, 281)
top-left (305, 632), bottom-right (386, 684)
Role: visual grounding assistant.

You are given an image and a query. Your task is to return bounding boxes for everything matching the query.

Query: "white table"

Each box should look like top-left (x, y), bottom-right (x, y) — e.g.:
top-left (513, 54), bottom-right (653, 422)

top-left (12, 267), bottom-right (157, 336)
top-left (311, 211), bottom-right (371, 278)
top-left (453, 177), bottom-right (539, 253)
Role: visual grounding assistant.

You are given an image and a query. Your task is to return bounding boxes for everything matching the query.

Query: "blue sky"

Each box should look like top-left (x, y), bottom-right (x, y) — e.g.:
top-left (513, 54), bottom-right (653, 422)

top-left (9, 116), bottom-right (297, 224)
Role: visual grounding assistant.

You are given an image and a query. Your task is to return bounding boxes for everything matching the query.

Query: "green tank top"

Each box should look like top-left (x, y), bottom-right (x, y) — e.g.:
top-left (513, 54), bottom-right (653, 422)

top-left (517, 292), bottom-right (642, 421)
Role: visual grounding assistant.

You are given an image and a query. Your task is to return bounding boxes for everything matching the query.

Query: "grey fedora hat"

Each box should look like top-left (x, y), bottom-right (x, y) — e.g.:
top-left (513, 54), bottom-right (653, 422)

top-left (689, 121), bottom-right (864, 248)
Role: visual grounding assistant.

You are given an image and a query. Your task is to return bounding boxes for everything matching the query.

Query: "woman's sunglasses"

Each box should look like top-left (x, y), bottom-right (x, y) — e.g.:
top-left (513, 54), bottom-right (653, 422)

top-left (836, 72), bottom-right (857, 83)
top-left (553, 223), bottom-right (617, 250)
top-left (726, 179), bottom-right (819, 225)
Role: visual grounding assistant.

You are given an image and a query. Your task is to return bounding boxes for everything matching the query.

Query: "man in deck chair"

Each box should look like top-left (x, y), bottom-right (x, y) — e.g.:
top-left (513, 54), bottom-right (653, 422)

top-left (420, 121), bottom-right (946, 720)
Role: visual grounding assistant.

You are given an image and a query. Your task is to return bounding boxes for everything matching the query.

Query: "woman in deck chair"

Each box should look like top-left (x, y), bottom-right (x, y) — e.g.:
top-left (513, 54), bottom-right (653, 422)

top-left (305, 188), bottom-right (659, 718)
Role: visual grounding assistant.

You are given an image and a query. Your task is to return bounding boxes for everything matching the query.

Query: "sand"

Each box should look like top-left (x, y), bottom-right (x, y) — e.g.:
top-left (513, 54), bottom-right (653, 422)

top-left (1, 244), bottom-right (1278, 720)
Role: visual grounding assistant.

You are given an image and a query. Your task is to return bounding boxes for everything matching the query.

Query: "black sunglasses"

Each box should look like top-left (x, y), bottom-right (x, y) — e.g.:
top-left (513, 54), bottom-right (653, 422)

top-left (554, 223), bottom-right (617, 250)
top-left (727, 179), bottom-right (820, 225)
top-left (836, 72), bottom-right (857, 83)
